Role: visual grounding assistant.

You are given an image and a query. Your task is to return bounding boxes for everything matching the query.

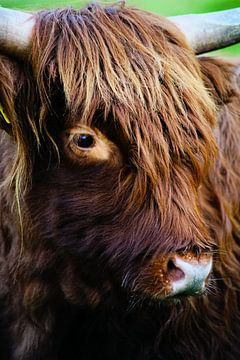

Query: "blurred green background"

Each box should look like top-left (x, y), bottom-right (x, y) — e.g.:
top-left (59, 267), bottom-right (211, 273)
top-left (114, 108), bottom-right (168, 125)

top-left (1, 0), bottom-right (240, 55)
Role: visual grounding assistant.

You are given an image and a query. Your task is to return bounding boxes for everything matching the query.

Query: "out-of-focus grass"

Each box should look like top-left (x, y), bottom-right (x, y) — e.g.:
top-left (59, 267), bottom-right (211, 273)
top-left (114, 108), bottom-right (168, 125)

top-left (0, 0), bottom-right (83, 8)
top-left (1, 0), bottom-right (240, 13)
top-left (1, 0), bottom-right (240, 55)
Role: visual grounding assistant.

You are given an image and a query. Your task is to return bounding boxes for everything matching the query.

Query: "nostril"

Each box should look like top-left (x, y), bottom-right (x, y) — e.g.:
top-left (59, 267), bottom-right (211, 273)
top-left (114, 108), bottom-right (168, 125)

top-left (167, 259), bottom-right (185, 282)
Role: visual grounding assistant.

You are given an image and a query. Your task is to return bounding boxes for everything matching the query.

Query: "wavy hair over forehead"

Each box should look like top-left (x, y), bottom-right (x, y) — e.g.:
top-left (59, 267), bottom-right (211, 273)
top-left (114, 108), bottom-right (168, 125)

top-left (4, 3), bottom-right (218, 226)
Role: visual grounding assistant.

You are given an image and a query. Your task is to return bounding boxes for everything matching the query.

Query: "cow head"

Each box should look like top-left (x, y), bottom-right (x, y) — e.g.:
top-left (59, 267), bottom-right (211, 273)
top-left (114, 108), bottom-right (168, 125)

top-left (0, 4), bottom-right (239, 308)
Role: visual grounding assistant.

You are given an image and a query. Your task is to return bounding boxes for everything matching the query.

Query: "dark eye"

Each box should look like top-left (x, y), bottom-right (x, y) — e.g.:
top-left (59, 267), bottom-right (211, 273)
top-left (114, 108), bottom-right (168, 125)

top-left (73, 134), bottom-right (95, 149)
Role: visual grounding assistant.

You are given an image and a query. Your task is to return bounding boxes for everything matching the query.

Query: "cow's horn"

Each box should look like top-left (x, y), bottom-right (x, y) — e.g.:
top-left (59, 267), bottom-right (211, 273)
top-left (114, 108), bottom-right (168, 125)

top-left (0, 7), bottom-right (240, 58)
top-left (170, 8), bottom-right (240, 54)
top-left (0, 7), bottom-right (34, 58)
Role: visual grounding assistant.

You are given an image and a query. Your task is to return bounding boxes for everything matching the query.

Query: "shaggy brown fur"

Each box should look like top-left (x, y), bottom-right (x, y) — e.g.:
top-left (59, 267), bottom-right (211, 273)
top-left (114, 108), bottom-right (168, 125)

top-left (0, 3), bottom-right (239, 360)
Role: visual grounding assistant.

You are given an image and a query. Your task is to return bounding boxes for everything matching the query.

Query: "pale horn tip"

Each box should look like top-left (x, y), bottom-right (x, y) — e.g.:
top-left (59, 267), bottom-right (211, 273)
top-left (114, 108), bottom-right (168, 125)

top-left (169, 8), bottom-right (240, 54)
top-left (0, 7), bottom-right (35, 58)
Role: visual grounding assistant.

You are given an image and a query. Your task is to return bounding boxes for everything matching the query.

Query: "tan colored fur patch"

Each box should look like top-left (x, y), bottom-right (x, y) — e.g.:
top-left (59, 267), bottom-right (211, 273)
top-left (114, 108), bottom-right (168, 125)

top-left (62, 125), bottom-right (122, 165)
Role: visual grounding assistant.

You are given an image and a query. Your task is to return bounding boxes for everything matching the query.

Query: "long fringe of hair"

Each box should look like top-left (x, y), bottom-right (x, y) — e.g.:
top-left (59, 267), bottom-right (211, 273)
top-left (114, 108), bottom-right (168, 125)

top-left (0, 2), bottom-right (240, 358)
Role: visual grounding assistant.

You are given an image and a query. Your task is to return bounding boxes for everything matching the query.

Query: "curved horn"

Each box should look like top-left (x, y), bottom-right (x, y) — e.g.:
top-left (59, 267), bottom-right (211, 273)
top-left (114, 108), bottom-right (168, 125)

top-left (170, 8), bottom-right (240, 54)
top-left (0, 8), bottom-right (34, 58)
top-left (0, 7), bottom-right (239, 57)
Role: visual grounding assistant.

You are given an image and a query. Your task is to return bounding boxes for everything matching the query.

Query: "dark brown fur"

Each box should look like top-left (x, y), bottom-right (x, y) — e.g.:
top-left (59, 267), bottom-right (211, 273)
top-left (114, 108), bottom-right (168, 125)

top-left (0, 3), bottom-right (240, 360)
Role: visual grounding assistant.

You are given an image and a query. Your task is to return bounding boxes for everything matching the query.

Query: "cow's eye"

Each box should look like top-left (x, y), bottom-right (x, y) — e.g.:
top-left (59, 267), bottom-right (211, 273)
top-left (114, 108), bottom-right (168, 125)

top-left (73, 134), bottom-right (95, 149)
top-left (63, 125), bottom-right (121, 162)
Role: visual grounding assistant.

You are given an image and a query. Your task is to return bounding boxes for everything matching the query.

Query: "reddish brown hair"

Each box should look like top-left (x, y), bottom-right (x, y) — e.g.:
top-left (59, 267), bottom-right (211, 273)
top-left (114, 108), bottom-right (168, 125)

top-left (0, 3), bottom-right (240, 359)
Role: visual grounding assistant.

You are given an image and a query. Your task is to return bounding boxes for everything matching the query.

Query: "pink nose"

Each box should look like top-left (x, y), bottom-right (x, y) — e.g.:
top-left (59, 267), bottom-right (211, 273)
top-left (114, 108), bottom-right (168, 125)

top-left (167, 254), bottom-right (212, 296)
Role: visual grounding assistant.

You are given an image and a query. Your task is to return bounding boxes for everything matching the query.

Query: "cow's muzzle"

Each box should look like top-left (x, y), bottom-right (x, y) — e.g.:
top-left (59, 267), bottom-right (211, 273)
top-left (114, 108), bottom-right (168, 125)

top-left (137, 252), bottom-right (213, 299)
top-left (167, 253), bottom-right (212, 297)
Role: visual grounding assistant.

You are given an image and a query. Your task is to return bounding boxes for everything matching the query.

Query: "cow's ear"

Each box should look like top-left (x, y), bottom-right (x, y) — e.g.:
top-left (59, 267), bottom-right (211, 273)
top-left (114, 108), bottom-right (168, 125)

top-left (0, 106), bottom-right (11, 133)
top-left (0, 54), bottom-right (22, 135)
top-left (198, 56), bottom-right (238, 106)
